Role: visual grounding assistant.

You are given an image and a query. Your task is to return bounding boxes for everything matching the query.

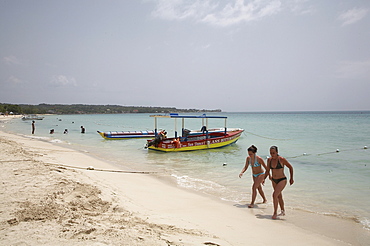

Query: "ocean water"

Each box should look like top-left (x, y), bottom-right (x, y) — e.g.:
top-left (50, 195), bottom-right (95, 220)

top-left (2, 112), bottom-right (370, 230)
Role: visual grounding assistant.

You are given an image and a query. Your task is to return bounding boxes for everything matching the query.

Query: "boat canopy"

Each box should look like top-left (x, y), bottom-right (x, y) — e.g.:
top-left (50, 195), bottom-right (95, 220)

top-left (150, 113), bottom-right (228, 138)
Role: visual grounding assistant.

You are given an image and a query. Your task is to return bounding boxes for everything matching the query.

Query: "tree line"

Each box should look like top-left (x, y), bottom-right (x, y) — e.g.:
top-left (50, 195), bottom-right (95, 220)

top-left (0, 103), bottom-right (221, 115)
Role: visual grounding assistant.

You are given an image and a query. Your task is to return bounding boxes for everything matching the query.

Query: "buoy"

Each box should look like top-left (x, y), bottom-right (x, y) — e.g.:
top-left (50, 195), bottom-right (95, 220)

top-left (364, 146), bottom-right (368, 149)
top-left (336, 149), bottom-right (340, 152)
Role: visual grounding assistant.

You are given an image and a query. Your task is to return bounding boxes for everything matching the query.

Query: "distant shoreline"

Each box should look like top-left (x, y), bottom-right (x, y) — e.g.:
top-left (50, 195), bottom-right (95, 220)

top-left (0, 103), bottom-right (221, 115)
top-left (2, 103), bottom-right (369, 115)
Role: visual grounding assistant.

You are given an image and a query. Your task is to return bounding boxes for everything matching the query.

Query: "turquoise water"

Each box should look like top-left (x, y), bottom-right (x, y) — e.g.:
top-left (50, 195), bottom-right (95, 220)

top-left (2, 112), bottom-right (370, 230)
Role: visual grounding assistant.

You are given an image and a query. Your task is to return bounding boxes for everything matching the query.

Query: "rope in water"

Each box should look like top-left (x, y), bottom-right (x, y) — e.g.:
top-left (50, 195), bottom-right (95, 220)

top-left (286, 146), bottom-right (368, 159)
top-left (242, 132), bottom-right (368, 159)
top-left (243, 131), bottom-right (293, 141)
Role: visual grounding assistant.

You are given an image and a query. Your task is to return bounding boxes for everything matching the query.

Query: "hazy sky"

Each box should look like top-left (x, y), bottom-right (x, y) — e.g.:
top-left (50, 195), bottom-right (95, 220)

top-left (1, 0), bottom-right (369, 112)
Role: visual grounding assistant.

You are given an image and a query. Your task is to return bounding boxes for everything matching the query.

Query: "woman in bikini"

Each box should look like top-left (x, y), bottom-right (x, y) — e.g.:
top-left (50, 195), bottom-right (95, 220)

top-left (264, 146), bottom-right (294, 219)
top-left (239, 145), bottom-right (268, 208)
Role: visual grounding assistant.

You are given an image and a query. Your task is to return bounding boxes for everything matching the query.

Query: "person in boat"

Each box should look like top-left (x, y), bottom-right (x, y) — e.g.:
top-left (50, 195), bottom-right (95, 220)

top-left (171, 138), bottom-right (181, 148)
top-left (200, 125), bottom-right (207, 133)
top-left (239, 145), bottom-right (268, 208)
top-left (182, 129), bottom-right (191, 141)
top-left (147, 130), bottom-right (167, 148)
top-left (264, 146), bottom-right (294, 219)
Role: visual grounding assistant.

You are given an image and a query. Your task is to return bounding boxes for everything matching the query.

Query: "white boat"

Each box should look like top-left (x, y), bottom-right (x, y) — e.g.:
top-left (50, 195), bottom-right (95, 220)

top-left (22, 115), bottom-right (44, 120)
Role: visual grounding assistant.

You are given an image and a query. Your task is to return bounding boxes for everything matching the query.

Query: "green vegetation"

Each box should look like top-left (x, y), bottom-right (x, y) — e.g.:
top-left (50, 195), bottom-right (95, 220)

top-left (0, 103), bottom-right (221, 115)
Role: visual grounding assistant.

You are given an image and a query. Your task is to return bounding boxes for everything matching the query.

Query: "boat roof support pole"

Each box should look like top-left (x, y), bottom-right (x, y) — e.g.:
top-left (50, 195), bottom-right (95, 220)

top-left (224, 118), bottom-right (227, 135)
top-left (206, 118), bottom-right (209, 139)
top-left (155, 117), bottom-right (158, 136)
top-left (174, 118), bottom-right (178, 138)
top-left (181, 118), bottom-right (185, 136)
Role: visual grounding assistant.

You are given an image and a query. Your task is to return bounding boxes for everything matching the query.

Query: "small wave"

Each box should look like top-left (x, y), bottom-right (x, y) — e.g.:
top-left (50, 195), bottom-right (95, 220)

top-left (172, 174), bottom-right (225, 190)
top-left (18, 134), bottom-right (67, 145)
top-left (21, 134), bottom-right (68, 145)
top-left (171, 174), bottom-right (247, 202)
top-left (49, 139), bottom-right (64, 143)
top-left (22, 135), bottom-right (50, 141)
top-left (360, 218), bottom-right (370, 230)
top-left (291, 206), bottom-right (366, 226)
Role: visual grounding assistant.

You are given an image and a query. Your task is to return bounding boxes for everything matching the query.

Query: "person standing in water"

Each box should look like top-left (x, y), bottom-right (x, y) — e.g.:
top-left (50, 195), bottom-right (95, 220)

top-left (81, 126), bottom-right (85, 133)
top-left (264, 146), bottom-right (294, 219)
top-left (31, 121), bottom-right (35, 134)
top-left (239, 145), bottom-right (268, 208)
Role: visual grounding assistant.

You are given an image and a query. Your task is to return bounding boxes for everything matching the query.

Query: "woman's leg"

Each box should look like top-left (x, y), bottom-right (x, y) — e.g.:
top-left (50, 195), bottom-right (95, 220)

top-left (248, 176), bottom-right (258, 208)
top-left (257, 183), bottom-right (267, 203)
top-left (272, 179), bottom-right (287, 219)
top-left (249, 175), bottom-right (265, 208)
top-left (278, 193), bottom-right (285, 215)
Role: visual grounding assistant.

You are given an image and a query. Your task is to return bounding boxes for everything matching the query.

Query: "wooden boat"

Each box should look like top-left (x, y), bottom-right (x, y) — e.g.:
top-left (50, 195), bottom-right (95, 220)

top-left (22, 115), bottom-right (44, 120)
top-left (97, 130), bottom-right (156, 140)
top-left (145, 114), bottom-right (244, 152)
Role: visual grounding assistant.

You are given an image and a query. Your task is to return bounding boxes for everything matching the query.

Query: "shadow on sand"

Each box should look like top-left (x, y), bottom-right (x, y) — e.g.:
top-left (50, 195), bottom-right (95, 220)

top-left (233, 202), bottom-right (268, 209)
top-left (255, 214), bottom-right (285, 221)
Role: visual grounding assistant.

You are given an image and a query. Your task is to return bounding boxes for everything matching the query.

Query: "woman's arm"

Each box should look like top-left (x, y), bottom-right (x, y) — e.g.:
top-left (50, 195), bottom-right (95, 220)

top-left (259, 156), bottom-right (268, 171)
top-left (259, 157), bottom-right (270, 182)
top-left (239, 157), bottom-right (250, 178)
top-left (263, 158), bottom-right (271, 180)
top-left (283, 157), bottom-right (294, 185)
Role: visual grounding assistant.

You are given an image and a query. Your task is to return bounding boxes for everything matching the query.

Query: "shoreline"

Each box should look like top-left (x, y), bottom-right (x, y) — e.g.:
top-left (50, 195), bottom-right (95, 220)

top-left (0, 129), bottom-right (369, 245)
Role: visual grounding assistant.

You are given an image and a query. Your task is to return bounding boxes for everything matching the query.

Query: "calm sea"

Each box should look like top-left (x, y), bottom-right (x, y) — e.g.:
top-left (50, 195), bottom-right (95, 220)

top-left (2, 112), bottom-right (370, 230)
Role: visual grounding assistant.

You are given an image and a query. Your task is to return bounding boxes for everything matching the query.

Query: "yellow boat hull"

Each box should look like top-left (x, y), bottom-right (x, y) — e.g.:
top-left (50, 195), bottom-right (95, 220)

top-left (147, 130), bottom-right (243, 152)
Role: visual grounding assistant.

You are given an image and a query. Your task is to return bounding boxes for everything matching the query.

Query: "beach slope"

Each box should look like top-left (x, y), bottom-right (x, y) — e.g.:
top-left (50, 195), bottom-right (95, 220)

top-left (0, 130), bottom-right (358, 245)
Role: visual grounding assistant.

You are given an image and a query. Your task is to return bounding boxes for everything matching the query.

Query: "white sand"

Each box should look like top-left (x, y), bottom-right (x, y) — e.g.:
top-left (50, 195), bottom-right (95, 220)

top-left (1, 126), bottom-right (369, 245)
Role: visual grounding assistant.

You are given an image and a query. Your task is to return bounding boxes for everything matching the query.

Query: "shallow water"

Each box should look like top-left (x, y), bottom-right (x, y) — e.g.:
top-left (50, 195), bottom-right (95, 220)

top-left (2, 111), bottom-right (370, 230)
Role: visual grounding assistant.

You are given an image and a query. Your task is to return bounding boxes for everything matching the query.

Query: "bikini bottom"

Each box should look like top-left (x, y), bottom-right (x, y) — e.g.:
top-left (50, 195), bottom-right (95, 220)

top-left (253, 172), bottom-right (264, 178)
top-left (272, 177), bottom-right (287, 184)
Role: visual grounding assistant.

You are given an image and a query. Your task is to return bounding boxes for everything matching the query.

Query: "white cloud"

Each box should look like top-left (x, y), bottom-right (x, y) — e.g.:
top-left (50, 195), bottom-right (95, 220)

top-left (2, 55), bottom-right (26, 66)
top-left (338, 7), bottom-right (369, 26)
top-left (50, 75), bottom-right (77, 87)
top-left (151, 0), bottom-right (218, 20)
top-left (7, 75), bottom-right (23, 85)
top-left (202, 0), bottom-right (281, 26)
top-left (287, 0), bottom-right (315, 15)
top-left (202, 43), bottom-right (211, 49)
top-left (335, 60), bottom-right (370, 80)
top-left (151, 0), bottom-right (282, 26)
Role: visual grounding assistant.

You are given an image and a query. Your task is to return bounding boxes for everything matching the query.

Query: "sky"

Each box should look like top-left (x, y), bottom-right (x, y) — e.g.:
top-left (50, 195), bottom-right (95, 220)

top-left (1, 0), bottom-right (369, 112)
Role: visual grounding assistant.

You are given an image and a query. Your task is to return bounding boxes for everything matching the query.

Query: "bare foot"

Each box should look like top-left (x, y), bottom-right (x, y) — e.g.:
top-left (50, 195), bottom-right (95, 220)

top-left (272, 214), bottom-right (278, 220)
top-left (262, 199), bottom-right (267, 204)
top-left (248, 204), bottom-right (254, 208)
top-left (278, 210), bottom-right (285, 216)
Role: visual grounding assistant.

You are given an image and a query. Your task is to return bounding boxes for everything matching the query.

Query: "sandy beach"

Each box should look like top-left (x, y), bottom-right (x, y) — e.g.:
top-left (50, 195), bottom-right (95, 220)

top-left (1, 117), bottom-right (369, 245)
